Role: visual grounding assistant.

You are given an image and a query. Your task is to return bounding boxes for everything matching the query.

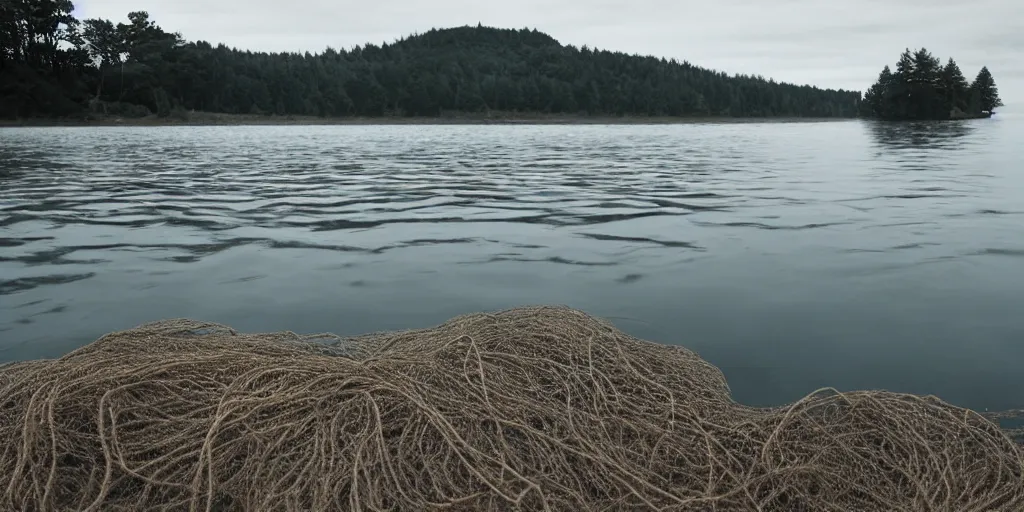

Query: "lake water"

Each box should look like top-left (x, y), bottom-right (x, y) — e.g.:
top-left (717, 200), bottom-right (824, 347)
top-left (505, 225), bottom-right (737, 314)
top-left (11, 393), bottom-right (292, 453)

top-left (1, 119), bottom-right (1022, 411)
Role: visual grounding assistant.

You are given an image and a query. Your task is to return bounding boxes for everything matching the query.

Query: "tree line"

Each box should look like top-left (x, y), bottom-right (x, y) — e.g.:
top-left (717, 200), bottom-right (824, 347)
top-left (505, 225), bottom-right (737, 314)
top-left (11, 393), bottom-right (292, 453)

top-left (2, 2), bottom-right (865, 119)
top-left (861, 48), bottom-right (1002, 120)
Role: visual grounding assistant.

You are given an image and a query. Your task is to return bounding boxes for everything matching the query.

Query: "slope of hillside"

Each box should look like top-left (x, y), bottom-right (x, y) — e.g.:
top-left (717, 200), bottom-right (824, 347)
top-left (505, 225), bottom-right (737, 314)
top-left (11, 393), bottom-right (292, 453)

top-left (1, 5), bottom-right (862, 118)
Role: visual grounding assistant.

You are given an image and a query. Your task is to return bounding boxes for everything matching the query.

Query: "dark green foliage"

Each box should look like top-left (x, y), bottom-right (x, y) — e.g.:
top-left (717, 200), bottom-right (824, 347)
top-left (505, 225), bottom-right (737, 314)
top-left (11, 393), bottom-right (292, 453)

top-left (970, 67), bottom-right (1003, 113)
top-left (81, 18), bottom-right (121, 99)
top-left (940, 58), bottom-right (969, 112)
top-left (0, 63), bottom-right (85, 117)
top-left (861, 66), bottom-right (895, 119)
top-left (152, 87), bottom-right (171, 117)
top-left (863, 49), bottom-right (1003, 120)
top-left (97, 100), bottom-right (150, 118)
top-left (909, 48), bottom-right (943, 119)
top-left (1, 0), bottom-right (91, 116)
top-left (3, 6), bottom-right (863, 119)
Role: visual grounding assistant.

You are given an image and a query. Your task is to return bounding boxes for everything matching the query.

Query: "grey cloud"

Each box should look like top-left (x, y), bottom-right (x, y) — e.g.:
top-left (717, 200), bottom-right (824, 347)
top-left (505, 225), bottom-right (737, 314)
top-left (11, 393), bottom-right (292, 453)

top-left (75, 0), bottom-right (1023, 102)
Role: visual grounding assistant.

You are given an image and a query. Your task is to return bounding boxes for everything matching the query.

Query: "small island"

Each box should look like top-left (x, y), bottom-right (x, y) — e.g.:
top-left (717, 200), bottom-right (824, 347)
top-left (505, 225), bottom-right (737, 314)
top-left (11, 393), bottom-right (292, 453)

top-left (861, 48), bottom-right (1003, 121)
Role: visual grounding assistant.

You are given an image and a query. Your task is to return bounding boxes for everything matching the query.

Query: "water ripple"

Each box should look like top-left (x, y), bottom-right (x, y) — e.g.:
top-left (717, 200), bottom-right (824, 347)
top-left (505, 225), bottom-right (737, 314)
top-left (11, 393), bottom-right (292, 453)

top-left (1, 274), bottom-right (96, 296)
top-left (577, 233), bottom-right (702, 249)
top-left (0, 123), bottom-right (1005, 291)
top-left (1, 121), bottom-right (1022, 411)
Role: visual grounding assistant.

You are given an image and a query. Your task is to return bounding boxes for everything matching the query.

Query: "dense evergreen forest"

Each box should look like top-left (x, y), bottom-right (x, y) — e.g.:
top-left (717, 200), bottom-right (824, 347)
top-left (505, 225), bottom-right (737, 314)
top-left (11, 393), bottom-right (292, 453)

top-left (861, 48), bottom-right (1002, 120)
top-left (1, 1), bottom-right (864, 120)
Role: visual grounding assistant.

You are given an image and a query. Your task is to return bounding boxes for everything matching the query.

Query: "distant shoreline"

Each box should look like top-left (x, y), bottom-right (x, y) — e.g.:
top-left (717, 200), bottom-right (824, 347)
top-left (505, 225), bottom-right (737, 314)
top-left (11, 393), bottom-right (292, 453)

top-left (0, 112), bottom-right (857, 128)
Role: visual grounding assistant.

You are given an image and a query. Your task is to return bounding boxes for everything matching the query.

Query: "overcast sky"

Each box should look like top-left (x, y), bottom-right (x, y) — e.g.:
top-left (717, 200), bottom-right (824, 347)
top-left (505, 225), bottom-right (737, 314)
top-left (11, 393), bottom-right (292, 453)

top-left (76, 0), bottom-right (1022, 103)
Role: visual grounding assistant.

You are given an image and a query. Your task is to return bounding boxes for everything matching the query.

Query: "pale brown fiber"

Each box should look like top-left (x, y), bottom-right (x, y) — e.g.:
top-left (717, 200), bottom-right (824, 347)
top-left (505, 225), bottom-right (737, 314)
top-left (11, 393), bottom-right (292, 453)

top-left (2, 306), bottom-right (1022, 510)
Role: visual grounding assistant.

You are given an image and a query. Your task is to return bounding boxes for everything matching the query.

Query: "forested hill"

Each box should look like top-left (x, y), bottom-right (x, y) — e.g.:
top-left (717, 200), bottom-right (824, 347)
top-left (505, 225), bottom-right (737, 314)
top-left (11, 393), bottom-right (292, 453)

top-left (1, 5), bottom-right (862, 119)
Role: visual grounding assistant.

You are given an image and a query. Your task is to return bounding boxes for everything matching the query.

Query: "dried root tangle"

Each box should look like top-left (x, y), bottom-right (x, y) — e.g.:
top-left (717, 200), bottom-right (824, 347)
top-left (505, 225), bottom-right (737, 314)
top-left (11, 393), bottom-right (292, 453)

top-left (2, 307), bottom-right (1022, 511)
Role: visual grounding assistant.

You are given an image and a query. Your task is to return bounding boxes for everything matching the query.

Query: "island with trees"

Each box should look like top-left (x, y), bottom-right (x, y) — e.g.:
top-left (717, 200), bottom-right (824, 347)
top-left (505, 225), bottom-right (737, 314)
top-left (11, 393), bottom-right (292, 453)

top-left (861, 48), bottom-right (1003, 121)
top-left (2, 2), bottom-right (864, 121)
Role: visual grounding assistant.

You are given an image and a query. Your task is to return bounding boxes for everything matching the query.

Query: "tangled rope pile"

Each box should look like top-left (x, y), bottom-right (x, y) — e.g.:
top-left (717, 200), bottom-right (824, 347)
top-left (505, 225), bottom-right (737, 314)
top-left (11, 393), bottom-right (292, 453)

top-left (2, 306), bottom-right (1022, 510)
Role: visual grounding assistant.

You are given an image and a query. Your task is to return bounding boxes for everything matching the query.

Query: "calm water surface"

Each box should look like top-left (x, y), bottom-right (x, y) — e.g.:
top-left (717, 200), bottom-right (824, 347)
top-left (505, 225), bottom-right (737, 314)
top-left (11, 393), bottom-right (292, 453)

top-left (1, 119), bottom-right (1022, 410)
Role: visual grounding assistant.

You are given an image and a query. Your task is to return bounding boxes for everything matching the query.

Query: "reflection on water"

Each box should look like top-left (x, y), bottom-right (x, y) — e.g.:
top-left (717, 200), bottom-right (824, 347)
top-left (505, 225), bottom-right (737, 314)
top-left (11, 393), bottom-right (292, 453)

top-left (1, 120), bottom-right (1022, 411)
top-left (866, 119), bottom-right (976, 150)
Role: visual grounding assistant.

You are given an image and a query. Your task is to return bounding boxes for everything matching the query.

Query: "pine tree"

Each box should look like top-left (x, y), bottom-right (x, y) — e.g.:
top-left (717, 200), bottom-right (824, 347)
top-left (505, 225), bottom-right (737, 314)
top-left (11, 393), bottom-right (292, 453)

top-left (890, 49), bottom-right (915, 118)
top-left (862, 66), bottom-right (894, 119)
top-left (908, 48), bottom-right (942, 119)
top-left (940, 58), bottom-right (969, 113)
top-left (894, 49), bottom-right (915, 78)
top-left (911, 48), bottom-right (940, 85)
top-left (970, 67), bottom-right (1003, 113)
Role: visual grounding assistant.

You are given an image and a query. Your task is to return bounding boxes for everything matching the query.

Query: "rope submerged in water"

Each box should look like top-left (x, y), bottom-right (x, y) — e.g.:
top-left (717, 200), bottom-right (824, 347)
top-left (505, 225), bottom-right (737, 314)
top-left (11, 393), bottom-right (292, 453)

top-left (2, 307), bottom-right (1022, 510)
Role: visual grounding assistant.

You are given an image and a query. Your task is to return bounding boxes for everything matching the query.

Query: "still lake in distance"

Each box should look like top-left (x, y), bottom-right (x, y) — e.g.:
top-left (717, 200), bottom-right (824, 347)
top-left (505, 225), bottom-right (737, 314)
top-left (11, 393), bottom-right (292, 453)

top-left (1, 118), bottom-right (1022, 410)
